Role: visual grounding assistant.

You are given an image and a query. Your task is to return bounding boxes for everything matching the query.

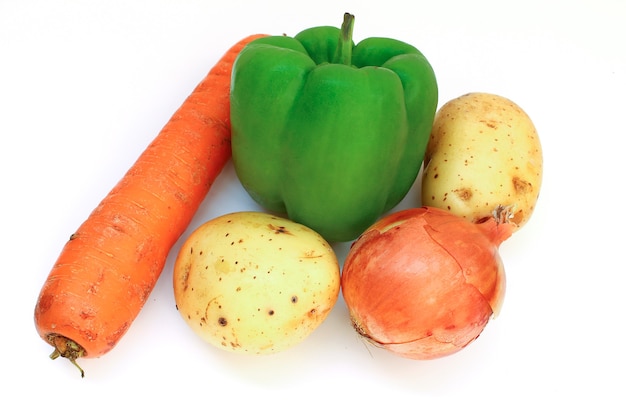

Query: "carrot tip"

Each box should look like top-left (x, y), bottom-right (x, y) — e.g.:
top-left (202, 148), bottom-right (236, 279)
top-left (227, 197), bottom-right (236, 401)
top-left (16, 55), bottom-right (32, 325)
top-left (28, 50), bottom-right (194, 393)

top-left (48, 334), bottom-right (86, 378)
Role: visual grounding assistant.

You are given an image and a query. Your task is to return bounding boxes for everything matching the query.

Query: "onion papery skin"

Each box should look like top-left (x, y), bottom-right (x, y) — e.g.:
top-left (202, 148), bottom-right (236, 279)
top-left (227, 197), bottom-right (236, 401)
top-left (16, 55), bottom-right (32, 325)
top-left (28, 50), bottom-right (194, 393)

top-left (340, 206), bottom-right (514, 360)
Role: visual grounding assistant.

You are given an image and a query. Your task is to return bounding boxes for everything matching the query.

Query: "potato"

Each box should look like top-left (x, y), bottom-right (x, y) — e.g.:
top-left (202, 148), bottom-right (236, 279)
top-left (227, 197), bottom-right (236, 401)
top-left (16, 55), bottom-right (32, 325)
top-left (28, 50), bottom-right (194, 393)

top-left (173, 211), bottom-right (340, 355)
top-left (421, 92), bottom-right (543, 229)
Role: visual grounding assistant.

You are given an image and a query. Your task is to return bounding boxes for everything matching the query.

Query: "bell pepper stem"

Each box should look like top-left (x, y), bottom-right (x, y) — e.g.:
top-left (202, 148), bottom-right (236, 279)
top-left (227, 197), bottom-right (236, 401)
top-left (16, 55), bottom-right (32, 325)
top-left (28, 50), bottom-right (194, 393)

top-left (334, 12), bottom-right (355, 65)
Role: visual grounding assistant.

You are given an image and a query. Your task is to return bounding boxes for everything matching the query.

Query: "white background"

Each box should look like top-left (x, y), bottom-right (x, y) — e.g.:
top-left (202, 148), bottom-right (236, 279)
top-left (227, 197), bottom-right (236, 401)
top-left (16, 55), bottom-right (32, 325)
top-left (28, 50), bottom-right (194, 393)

top-left (2, 0), bottom-right (624, 415)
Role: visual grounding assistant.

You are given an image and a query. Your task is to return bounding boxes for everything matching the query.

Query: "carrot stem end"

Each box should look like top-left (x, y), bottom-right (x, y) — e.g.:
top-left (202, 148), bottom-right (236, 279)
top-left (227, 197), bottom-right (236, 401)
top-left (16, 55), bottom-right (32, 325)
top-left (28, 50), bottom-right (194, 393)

top-left (47, 334), bottom-right (86, 378)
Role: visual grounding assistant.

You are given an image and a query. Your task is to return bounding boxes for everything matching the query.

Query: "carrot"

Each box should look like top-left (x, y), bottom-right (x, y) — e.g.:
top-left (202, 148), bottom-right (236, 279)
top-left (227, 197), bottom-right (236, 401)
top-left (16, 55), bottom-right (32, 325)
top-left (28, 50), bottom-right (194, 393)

top-left (34, 33), bottom-right (268, 377)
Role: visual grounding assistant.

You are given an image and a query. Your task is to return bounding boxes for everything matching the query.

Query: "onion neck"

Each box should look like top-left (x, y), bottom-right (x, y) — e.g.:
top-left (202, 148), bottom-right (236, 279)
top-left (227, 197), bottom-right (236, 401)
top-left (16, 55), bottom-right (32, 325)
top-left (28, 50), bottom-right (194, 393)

top-left (478, 205), bottom-right (517, 246)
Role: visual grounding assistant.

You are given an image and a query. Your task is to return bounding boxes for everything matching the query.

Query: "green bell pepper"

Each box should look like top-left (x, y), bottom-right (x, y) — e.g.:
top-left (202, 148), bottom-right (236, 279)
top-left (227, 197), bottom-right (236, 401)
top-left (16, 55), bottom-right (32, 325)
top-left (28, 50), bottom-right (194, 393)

top-left (230, 13), bottom-right (438, 242)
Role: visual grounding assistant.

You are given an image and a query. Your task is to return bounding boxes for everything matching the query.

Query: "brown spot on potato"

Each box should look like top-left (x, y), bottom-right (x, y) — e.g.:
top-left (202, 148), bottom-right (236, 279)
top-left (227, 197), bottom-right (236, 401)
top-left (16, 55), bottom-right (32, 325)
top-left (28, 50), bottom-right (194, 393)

top-left (454, 188), bottom-right (473, 201)
top-left (513, 176), bottom-right (532, 194)
top-left (479, 119), bottom-right (498, 129)
top-left (268, 224), bottom-right (293, 235)
top-left (179, 262), bottom-right (191, 292)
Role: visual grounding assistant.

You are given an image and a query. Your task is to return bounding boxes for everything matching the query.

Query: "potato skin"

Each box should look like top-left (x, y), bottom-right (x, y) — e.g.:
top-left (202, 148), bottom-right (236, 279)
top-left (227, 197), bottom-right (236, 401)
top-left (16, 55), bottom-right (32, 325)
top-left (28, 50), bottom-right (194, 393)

top-left (173, 211), bottom-right (340, 355)
top-left (421, 92), bottom-right (543, 228)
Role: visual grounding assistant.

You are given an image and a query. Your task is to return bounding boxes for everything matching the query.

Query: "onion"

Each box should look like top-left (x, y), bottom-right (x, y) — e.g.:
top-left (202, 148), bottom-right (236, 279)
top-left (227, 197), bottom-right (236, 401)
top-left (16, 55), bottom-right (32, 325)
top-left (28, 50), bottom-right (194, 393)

top-left (340, 206), bottom-right (515, 360)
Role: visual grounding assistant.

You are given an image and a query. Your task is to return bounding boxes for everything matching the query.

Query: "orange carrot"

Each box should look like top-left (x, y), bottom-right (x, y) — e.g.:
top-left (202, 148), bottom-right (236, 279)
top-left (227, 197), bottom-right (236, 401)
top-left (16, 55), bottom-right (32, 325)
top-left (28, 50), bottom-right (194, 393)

top-left (34, 33), bottom-right (268, 376)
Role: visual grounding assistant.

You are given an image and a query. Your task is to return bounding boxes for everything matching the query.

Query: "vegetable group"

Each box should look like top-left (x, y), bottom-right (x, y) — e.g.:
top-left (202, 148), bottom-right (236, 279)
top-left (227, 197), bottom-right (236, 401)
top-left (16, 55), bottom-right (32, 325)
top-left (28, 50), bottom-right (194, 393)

top-left (421, 92), bottom-right (543, 229)
top-left (34, 14), bottom-right (545, 375)
top-left (33, 33), bottom-right (267, 376)
top-left (173, 212), bottom-right (340, 354)
top-left (230, 13), bottom-right (438, 242)
top-left (341, 206), bottom-right (515, 360)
